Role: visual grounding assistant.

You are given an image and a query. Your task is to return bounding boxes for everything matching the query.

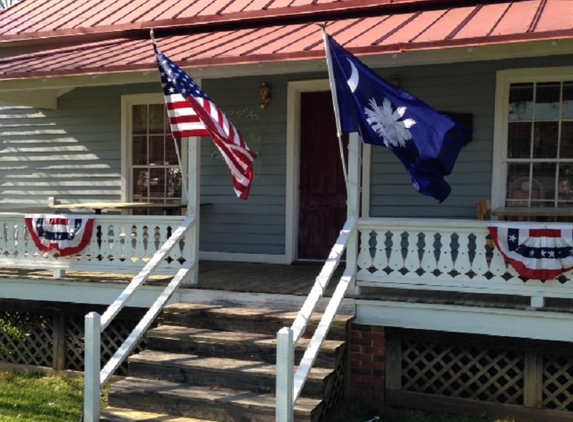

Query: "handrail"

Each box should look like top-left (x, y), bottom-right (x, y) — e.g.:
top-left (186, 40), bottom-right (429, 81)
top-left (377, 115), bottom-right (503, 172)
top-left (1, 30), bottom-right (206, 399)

top-left (100, 214), bottom-right (196, 330)
top-left (276, 217), bottom-right (357, 421)
top-left (83, 214), bottom-right (197, 422)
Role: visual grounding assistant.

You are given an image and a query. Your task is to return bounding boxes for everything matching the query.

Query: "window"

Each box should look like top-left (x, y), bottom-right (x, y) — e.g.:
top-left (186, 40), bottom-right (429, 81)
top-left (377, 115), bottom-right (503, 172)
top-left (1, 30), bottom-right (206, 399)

top-left (122, 94), bottom-right (186, 215)
top-left (495, 70), bottom-right (573, 209)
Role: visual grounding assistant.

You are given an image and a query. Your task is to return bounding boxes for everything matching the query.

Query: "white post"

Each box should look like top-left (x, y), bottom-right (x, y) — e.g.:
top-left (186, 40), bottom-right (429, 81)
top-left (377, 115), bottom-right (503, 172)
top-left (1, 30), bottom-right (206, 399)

top-left (346, 132), bottom-right (361, 295)
top-left (84, 312), bottom-right (101, 422)
top-left (183, 135), bottom-right (201, 286)
top-left (276, 327), bottom-right (294, 422)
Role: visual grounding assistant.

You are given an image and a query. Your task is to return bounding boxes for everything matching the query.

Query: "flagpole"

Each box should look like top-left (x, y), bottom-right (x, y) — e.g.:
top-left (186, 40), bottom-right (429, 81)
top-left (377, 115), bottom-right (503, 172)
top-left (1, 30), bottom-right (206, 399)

top-left (150, 29), bottom-right (190, 206)
top-left (321, 26), bottom-right (349, 196)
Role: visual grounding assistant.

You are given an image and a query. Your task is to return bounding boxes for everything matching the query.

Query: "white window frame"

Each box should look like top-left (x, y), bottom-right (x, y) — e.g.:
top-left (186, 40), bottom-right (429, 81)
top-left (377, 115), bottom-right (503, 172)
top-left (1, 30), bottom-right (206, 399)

top-left (121, 93), bottom-right (188, 204)
top-left (492, 67), bottom-right (573, 211)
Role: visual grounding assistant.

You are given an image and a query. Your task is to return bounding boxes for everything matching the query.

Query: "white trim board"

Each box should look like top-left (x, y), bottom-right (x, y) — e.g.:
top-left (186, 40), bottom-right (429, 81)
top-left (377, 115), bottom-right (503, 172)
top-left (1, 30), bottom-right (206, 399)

top-left (199, 251), bottom-right (289, 264)
top-left (0, 279), bottom-right (180, 308)
top-left (355, 299), bottom-right (573, 342)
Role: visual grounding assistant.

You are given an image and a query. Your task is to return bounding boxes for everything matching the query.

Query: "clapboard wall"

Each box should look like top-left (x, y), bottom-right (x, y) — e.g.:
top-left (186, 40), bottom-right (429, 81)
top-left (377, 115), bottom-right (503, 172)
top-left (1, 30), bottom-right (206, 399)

top-left (1, 54), bottom-right (573, 255)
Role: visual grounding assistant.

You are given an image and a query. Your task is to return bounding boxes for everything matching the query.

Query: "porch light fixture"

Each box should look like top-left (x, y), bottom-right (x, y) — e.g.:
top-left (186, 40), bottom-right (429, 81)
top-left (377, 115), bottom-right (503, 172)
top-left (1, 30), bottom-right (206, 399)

top-left (389, 75), bottom-right (401, 87)
top-left (260, 82), bottom-right (272, 108)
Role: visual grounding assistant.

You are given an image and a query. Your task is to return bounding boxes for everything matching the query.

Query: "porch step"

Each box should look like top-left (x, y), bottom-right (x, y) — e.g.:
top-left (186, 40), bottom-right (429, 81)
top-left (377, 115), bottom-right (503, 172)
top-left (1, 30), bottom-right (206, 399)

top-left (160, 303), bottom-right (352, 340)
top-left (105, 301), bottom-right (352, 421)
top-left (107, 377), bottom-right (322, 422)
top-left (129, 349), bottom-right (333, 398)
top-left (100, 406), bottom-right (216, 421)
top-left (146, 325), bottom-right (345, 368)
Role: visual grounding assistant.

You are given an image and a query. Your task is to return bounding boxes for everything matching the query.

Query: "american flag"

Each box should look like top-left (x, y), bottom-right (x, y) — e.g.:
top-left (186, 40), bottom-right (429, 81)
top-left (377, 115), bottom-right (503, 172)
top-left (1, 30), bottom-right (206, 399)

top-left (153, 45), bottom-right (258, 200)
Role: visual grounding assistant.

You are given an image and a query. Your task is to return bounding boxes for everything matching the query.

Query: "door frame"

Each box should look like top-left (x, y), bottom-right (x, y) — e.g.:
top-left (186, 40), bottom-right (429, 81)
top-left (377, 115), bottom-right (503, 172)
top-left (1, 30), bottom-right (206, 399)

top-left (285, 80), bottom-right (371, 263)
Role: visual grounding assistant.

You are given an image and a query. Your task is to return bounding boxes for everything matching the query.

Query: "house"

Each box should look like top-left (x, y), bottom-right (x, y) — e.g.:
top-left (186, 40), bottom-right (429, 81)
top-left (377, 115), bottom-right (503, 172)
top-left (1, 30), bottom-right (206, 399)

top-left (2, 0), bottom-right (573, 420)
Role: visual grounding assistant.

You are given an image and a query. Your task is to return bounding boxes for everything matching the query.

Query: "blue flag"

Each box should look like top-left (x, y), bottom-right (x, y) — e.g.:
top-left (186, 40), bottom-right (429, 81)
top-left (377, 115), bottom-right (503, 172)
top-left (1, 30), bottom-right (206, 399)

top-left (325, 34), bottom-right (471, 202)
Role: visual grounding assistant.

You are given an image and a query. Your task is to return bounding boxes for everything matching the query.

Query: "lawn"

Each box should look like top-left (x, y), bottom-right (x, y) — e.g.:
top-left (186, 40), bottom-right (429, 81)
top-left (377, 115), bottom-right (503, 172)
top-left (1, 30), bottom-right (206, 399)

top-left (0, 372), bottom-right (101, 422)
top-left (0, 372), bottom-right (514, 422)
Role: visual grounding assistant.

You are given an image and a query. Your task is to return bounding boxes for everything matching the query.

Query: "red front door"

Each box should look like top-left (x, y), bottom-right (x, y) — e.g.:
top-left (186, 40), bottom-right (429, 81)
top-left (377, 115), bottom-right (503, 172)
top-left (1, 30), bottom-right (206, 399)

top-left (297, 91), bottom-right (348, 261)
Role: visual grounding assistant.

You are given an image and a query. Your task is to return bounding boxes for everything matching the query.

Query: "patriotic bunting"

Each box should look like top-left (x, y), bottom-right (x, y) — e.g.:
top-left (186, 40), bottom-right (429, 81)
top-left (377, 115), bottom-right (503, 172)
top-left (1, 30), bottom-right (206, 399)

top-left (488, 224), bottom-right (573, 280)
top-left (25, 214), bottom-right (95, 257)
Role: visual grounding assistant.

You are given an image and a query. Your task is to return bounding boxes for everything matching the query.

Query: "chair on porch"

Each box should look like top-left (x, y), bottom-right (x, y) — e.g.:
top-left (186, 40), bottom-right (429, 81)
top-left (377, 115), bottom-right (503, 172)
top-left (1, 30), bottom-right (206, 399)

top-left (476, 199), bottom-right (491, 220)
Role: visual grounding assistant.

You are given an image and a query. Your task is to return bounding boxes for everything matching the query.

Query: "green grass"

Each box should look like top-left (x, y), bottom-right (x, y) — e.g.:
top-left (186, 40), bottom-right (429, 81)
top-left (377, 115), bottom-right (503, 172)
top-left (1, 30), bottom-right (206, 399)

top-left (0, 372), bottom-right (107, 422)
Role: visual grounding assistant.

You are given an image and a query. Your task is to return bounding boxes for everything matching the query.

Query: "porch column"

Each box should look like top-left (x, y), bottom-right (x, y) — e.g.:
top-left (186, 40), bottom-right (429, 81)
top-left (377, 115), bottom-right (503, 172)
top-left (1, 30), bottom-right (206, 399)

top-left (184, 135), bottom-right (201, 285)
top-left (347, 132), bottom-right (361, 295)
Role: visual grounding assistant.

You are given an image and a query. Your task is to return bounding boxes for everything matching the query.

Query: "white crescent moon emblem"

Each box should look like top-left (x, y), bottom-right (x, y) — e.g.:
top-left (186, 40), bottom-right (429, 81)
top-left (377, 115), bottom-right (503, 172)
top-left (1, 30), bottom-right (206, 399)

top-left (346, 59), bottom-right (359, 93)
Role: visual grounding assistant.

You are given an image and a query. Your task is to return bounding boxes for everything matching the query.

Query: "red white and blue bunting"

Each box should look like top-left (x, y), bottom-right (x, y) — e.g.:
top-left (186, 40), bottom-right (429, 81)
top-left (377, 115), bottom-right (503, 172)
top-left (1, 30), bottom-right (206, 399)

top-left (25, 214), bottom-right (95, 257)
top-left (488, 224), bottom-right (573, 280)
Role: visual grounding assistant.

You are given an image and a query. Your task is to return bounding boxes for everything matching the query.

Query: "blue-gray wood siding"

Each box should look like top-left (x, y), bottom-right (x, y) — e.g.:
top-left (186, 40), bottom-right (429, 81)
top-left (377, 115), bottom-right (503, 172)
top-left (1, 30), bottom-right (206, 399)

top-left (1, 55), bottom-right (573, 255)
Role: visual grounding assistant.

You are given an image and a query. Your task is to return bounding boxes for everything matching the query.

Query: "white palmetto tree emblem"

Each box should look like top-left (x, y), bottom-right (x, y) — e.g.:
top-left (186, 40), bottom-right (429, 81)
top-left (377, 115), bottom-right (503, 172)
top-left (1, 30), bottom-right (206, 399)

top-left (365, 97), bottom-right (416, 148)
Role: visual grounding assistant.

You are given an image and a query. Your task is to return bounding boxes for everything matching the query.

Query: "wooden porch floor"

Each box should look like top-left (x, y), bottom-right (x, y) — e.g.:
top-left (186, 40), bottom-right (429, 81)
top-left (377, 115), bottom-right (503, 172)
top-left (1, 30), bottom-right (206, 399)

top-left (2, 261), bottom-right (573, 314)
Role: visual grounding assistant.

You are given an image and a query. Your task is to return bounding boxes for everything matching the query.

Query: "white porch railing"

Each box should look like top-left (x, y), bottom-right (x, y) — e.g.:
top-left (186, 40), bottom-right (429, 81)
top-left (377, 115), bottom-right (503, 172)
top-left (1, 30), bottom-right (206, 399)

top-left (276, 218), bottom-right (357, 422)
top-left (0, 213), bottom-right (190, 276)
top-left (356, 217), bottom-right (573, 306)
top-left (82, 213), bottom-right (197, 422)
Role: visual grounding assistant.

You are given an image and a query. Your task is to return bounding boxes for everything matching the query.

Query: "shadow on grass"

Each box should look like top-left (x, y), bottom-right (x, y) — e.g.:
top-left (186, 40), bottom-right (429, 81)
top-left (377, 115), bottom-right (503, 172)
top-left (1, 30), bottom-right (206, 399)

top-left (323, 399), bottom-right (515, 422)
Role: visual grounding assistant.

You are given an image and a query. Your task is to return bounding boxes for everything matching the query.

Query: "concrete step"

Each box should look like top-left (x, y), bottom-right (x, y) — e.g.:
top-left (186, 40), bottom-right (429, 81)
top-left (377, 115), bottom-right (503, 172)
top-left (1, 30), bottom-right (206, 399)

top-left (146, 325), bottom-right (345, 367)
top-left (129, 349), bottom-right (334, 398)
top-left (108, 377), bottom-right (322, 422)
top-left (160, 303), bottom-right (353, 341)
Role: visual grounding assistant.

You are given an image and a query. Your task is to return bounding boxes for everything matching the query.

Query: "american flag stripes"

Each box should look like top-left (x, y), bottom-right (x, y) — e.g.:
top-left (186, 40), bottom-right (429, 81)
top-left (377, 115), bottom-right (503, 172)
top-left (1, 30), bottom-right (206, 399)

top-left (153, 44), bottom-right (258, 200)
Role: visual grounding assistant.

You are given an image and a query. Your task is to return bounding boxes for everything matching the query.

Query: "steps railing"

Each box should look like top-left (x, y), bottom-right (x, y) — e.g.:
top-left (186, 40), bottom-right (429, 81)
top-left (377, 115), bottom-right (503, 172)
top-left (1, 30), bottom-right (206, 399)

top-left (276, 217), bottom-right (357, 422)
top-left (82, 214), bottom-right (197, 422)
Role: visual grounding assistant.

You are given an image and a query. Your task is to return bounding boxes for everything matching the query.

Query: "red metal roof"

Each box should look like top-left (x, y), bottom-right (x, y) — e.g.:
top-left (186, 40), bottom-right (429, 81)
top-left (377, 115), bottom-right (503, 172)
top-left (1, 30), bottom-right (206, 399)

top-left (0, 0), bottom-right (473, 42)
top-left (0, 0), bottom-right (572, 80)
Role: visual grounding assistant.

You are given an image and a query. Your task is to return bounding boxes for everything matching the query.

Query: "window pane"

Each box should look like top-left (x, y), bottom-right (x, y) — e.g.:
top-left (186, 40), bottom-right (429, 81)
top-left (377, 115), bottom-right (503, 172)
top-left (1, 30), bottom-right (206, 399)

top-left (132, 105), bottom-right (147, 135)
top-left (560, 122), bottom-right (573, 158)
top-left (535, 82), bottom-right (560, 121)
top-left (507, 163), bottom-right (531, 207)
top-left (509, 83), bottom-right (533, 121)
top-left (149, 136), bottom-right (165, 165)
top-left (559, 164), bottom-right (573, 205)
top-left (507, 122), bottom-right (531, 158)
top-left (133, 169), bottom-right (148, 199)
top-left (149, 104), bottom-right (165, 134)
top-left (132, 136), bottom-right (147, 165)
top-left (167, 167), bottom-right (182, 198)
top-left (562, 82), bottom-right (573, 119)
top-left (149, 168), bottom-right (165, 199)
top-left (165, 138), bottom-right (180, 165)
top-left (532, 122), bottom-right (559, 158)
top-left (532, 162), bottom-right (555, 206)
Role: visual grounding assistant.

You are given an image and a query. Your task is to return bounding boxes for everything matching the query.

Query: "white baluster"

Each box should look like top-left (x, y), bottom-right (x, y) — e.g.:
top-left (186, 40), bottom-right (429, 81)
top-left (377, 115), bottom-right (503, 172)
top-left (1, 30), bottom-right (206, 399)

top-left (386, 230), bottom-right (403, 274)
top-left (356, 228), bottom-right (374, 278)
top-left (403, 230), bottom-right (421, 276)
top-left (454, 231), bottom-right (472, 282)
top-left (420, 230), bottom-right (438, 279)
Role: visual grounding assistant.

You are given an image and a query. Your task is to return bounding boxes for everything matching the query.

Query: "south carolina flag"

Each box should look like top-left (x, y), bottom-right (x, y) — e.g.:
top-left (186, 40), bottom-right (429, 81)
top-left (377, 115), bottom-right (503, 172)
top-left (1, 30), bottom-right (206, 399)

top-left (488, 224), bottom-right (573, 280)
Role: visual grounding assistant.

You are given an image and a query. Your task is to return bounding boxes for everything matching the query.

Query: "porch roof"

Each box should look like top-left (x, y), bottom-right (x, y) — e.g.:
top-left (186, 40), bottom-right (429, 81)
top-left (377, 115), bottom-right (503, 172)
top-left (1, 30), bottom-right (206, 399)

top-left (0, 0), bottom-right (572, 80)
